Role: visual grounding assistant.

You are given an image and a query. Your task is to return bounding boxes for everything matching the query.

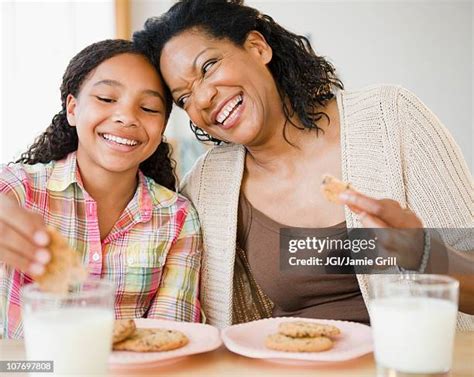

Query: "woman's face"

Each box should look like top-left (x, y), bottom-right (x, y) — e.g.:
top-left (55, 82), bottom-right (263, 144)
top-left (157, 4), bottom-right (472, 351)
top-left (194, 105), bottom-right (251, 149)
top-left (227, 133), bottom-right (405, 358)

top-left (160, 29), bottom-right (284, 146)
top-left (66, 53), bottom-right (167, 176)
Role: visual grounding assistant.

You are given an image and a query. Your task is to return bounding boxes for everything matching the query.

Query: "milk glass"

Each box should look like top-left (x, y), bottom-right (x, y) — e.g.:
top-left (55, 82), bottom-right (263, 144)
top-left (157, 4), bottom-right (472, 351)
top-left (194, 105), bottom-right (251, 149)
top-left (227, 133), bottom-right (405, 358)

top-left (369, 275), bottom-right (459, 377)
top-left (22, 279), bottom-right (115, 376)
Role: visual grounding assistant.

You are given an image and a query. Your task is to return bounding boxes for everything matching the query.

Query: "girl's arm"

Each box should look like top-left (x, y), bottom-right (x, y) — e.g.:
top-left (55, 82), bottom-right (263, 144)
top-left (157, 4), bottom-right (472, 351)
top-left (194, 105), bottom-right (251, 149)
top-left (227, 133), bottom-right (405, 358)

top-left (0, 166), bottom-right (50, 276)
top-left (146, 202), bottom-right (202, 322)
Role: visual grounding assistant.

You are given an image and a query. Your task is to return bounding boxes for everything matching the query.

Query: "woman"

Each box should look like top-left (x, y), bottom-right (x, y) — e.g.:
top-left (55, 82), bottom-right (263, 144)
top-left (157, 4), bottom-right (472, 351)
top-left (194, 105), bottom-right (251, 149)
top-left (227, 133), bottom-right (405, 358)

top-left (133, 0), bottom-right (474, 330)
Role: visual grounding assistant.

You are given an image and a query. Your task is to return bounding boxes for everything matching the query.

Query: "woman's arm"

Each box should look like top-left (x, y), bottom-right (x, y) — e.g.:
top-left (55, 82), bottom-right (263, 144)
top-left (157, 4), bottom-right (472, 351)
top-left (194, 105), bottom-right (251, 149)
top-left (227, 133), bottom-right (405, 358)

top-left (340, 87), bottom-right (474, 314)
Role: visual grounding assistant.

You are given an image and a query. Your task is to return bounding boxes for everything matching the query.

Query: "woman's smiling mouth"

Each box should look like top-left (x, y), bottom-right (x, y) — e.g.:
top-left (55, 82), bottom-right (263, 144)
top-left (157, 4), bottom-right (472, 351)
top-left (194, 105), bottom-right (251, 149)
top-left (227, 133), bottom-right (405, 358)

top-left (215, 94), bottom-right (244, 129)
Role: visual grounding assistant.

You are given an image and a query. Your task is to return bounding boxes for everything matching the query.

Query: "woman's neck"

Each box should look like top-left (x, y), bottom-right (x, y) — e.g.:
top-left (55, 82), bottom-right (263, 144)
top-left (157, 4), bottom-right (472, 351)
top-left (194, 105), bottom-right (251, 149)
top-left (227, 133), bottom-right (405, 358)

top-left (245, 98), bottom-right (340, 173)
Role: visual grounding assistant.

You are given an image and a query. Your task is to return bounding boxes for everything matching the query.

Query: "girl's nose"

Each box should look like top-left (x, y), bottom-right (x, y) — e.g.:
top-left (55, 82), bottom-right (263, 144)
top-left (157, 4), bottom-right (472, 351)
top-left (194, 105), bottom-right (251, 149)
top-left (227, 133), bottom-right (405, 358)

top-left (112, 105), bottom-right (138, 127)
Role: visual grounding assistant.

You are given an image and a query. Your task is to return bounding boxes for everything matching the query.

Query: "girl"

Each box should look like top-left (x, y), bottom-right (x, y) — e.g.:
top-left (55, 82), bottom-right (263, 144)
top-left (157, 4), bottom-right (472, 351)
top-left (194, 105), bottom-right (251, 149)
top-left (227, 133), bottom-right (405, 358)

top-left (0, 39), bottom-right (201, 339)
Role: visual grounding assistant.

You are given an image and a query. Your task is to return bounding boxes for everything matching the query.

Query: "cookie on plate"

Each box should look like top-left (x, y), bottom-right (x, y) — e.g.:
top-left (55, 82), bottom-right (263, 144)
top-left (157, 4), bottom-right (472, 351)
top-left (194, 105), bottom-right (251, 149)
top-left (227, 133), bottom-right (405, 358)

top-left (113, 328), bottom-right (189, 352)
top-left (320, 174), bottom-right (351, 204)
top-left (278, 321), bottom-right (341, 338)
top-left (35, 226), bottom-right (87, 293)
top-left (265, 333), bottom-right (333, 352)
top-left (113, 319), bottom-right (137, 345)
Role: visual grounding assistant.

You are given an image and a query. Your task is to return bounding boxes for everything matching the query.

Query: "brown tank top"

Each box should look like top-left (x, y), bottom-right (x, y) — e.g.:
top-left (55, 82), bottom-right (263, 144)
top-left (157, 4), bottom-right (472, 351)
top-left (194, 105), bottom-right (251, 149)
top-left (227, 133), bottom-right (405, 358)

top-left (237, 193), bottom-right (370, 324)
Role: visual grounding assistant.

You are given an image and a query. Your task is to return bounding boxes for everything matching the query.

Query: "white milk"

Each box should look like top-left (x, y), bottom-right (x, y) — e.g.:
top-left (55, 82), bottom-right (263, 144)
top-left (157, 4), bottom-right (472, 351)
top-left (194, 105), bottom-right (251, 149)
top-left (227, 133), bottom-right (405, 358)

top-left (370, 297), bottom-right (457, 374)
top-left (23, 307), bottom-right (114, 376)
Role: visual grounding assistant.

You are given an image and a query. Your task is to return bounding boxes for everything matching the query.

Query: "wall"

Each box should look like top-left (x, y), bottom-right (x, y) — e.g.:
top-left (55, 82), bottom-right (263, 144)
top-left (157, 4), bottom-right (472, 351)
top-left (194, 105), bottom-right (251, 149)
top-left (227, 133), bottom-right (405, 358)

top-left (0, 1), bottom-right (114, 164)
top-left (132, 0), bottom-right (473, 173)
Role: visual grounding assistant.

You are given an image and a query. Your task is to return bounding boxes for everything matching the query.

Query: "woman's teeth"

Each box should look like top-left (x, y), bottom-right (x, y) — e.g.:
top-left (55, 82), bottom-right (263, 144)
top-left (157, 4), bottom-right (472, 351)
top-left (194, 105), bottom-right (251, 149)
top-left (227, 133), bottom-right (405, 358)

top-left (216, 95), bottom-right (243, 124)
top-left (101, 133), bottom-right (138, 146)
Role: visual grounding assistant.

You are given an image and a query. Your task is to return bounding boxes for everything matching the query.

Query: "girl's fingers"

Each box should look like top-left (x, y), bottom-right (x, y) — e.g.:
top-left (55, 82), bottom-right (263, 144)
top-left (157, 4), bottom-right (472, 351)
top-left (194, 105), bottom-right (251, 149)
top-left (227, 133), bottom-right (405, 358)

top-left (0, 246), bottom-right (45, 276)
top-left (0, 220), bottom-right (50, 265)
top-left (0, 196), bottom-right (50, 247)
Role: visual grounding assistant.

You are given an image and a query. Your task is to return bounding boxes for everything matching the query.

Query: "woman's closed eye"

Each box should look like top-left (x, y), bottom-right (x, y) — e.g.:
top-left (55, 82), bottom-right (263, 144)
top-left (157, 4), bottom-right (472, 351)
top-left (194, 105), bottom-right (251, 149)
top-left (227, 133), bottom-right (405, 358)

top-left (176, 95), bottom-right (190, 108)
top-left (201, 59), bottom-right (218, 75)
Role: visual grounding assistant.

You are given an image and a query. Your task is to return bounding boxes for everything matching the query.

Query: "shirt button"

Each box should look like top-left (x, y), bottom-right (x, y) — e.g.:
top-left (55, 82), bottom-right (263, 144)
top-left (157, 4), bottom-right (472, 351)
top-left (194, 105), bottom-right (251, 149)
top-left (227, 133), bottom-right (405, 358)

top-left (127, 256), bottom-right (134, 265)
top-left (92, 252), bottom-right (100, 262)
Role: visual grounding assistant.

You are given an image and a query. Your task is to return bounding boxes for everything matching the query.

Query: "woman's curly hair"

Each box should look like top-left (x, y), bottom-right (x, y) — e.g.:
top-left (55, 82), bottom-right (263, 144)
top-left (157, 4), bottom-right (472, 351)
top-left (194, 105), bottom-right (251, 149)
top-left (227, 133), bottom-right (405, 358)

top-left (16, 39), bottom-right (177, 191)
top-left (133, 0), bottom-right (344, 144)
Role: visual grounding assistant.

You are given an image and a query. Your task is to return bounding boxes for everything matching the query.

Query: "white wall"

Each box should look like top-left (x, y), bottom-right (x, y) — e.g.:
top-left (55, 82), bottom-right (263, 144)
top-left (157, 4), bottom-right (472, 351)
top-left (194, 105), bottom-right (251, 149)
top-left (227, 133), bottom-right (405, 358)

top-left (0, 0), bottom-right (114, 164)
top-left (132, 0), bottom-right (473, 172)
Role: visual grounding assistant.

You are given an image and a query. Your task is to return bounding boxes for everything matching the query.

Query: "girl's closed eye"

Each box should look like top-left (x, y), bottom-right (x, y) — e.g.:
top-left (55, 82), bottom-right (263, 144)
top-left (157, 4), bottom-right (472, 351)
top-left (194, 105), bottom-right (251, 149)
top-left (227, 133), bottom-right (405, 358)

top-left (141, 106), bottom-right (161, 114)
top-left (96, 96), bottom-right (116, 103)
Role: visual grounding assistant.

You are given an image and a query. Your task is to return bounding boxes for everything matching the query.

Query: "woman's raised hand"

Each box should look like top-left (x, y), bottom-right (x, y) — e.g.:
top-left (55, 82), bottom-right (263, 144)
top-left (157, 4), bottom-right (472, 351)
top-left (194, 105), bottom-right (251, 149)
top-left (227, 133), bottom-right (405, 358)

top-left (0, 194), bottom-right (50, 276)
top-left (339, 190), bottom-right (425, 270)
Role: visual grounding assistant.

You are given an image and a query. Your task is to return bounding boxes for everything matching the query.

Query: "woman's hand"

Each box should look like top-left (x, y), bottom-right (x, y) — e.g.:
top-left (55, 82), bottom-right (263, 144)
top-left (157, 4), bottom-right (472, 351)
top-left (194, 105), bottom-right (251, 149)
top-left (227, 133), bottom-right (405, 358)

top-left (0, 194), bottom-right (50, 276)
top-left (339, 190), bottom-right (425, 270)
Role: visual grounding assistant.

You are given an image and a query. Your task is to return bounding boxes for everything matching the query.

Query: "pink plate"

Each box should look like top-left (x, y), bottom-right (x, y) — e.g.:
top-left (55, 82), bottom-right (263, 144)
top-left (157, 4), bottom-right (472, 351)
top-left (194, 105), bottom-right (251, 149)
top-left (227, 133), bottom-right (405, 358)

top-left (221, 317), bottom-right (372, 362)
top-left (109, 319), bottom-right (222, 369)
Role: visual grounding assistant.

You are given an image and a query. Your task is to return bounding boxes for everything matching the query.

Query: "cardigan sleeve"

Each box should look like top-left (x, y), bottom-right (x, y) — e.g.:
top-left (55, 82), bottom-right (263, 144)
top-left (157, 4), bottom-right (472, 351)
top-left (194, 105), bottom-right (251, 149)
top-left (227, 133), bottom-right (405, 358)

top-left (179, 150), bottom-right (209, 207)
top-left (397, 87), bottom-right (474, 330)
top-left (397, 87), bottom-right (473, 230)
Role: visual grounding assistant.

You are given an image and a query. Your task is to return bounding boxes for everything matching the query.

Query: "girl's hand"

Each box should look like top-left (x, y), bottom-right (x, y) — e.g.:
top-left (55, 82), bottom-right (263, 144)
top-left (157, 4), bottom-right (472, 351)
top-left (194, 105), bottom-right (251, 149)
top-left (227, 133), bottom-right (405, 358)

top-left (0, 194), bottom-right (50, 276)
top-left (339, 190), bottom-right (424, 270)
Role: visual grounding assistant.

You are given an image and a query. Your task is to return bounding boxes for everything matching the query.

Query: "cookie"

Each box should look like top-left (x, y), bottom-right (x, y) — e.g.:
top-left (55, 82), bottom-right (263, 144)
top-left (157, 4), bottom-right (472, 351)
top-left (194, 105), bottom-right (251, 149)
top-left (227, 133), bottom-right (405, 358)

top-left (265, 333), bottom-right (333, 352)
top-left (35, 226), bottom-right (87, 293)
top-left (278, 321), bottom-right (341, 338)
top-left (113, 328), bottom-right (189, 352)
top-left (113, 319), bottom-right (137, 344)
top-left (320, 174), bottom-right (351, 204)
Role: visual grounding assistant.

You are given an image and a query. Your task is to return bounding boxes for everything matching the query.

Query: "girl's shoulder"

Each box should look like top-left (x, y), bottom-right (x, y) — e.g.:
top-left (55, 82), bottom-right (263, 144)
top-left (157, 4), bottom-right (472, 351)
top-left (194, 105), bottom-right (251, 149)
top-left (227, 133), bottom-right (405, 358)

top-left (144, 174), bottom-right (194, 211)
top-left (0, 160), bottom-right (56, 186)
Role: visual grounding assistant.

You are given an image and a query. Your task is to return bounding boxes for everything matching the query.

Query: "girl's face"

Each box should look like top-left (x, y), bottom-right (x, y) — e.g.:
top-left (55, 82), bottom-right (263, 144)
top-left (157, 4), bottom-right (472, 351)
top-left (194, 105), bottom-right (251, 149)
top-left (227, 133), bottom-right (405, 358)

top-left (66, 53), bottom-right (167, 176)
top-left (160, 30), bottom-right (285, 146)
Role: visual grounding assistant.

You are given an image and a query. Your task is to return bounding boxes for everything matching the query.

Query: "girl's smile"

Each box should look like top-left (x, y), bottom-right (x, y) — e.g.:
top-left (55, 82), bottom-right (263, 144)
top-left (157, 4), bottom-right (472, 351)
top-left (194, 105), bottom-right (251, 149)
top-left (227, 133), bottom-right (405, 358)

top-left (66, 53), bottom-right (167, 177)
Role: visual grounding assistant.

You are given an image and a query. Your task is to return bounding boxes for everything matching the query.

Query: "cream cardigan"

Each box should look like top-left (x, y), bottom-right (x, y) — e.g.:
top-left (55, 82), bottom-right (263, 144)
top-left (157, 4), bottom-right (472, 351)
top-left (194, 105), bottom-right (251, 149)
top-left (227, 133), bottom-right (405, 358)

top-left (181, 85), bottom-right (474, 331)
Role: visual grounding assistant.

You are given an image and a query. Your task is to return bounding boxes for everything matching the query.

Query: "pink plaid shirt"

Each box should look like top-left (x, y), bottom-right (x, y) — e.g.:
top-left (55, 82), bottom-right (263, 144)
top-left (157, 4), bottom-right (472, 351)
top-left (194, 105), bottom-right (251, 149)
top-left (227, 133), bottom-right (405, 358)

top-left (0, 152), bottom-right (201, 339)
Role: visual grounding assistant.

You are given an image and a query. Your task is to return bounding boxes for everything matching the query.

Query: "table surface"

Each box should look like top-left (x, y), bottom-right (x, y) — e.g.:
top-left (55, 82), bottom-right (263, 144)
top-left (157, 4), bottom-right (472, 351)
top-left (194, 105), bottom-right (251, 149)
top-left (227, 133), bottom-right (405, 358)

top-left (1, 332), bottom-right (473, 377)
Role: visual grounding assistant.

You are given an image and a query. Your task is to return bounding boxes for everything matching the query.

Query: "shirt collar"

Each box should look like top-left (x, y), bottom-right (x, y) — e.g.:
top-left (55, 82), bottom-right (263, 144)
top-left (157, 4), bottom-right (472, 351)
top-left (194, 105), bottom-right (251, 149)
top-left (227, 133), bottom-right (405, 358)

top-left (46, 152), bottom-right (79, 192)
top-left (47, 152), bottom-right (177, 221)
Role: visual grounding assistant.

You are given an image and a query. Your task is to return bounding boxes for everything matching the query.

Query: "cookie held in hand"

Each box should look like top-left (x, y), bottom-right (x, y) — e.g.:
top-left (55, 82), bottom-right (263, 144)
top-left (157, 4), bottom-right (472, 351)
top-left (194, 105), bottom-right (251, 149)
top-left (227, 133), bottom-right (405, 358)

top-left (320, 174), bottom-right (351, 204)
top-left (35, 226), bottom-right (87, 293)
top-left (113, 328), bottom-right (189, 352)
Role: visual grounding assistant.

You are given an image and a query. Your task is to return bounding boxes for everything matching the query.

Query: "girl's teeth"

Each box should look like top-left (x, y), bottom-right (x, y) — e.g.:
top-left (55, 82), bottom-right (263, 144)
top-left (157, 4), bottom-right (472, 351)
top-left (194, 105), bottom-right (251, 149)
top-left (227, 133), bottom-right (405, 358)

top-left (102, 134), bottom-right (138, 146)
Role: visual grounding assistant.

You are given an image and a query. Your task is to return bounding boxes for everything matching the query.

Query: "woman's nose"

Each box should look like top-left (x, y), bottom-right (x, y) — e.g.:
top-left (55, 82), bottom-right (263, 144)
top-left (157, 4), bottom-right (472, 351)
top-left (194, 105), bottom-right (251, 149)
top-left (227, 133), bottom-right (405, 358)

top-left (194, 81), bottom-right (217, 110)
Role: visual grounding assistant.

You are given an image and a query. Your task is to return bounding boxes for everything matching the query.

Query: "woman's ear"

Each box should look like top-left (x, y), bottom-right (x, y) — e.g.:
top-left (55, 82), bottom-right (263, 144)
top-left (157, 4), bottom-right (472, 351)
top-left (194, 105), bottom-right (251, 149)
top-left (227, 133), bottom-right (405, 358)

top-left (244, 30), bottom-right (272, 65)
top-left (66, 94), bottom-right (77, 127)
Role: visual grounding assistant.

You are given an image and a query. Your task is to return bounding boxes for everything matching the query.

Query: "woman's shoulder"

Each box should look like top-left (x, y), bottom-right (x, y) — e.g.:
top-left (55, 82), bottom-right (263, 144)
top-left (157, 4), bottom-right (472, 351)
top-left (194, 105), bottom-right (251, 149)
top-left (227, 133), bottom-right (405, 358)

top-left (338, 83), bottom-right (405, 106)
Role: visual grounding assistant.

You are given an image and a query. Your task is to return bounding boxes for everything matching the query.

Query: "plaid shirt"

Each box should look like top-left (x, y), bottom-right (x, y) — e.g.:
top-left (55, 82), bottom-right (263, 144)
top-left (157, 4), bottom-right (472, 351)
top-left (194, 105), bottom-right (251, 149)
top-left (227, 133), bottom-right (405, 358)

top-left (0, 152), bottom-right (201, 339)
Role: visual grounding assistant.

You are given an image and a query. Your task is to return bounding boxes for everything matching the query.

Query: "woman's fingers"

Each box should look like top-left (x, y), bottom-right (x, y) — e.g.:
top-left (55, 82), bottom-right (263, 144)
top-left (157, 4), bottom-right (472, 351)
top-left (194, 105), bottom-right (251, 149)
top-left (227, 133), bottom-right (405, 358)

top-left (0, 196), bottom-right (50, 247)
top-left (340, 190), bottom-right (421, 228)
top-left (359, 212), bottom-right (388, 228)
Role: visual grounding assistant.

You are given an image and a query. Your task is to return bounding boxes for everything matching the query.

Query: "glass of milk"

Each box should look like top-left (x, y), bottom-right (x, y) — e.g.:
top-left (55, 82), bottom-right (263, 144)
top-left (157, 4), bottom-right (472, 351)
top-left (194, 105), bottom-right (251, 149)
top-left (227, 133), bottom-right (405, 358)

top-left (22, 279), bottom-right (115, 376)
top-left (369, 274), bottom-right (459, 377)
